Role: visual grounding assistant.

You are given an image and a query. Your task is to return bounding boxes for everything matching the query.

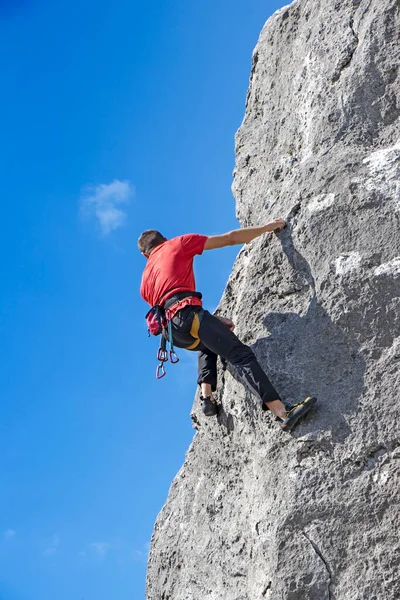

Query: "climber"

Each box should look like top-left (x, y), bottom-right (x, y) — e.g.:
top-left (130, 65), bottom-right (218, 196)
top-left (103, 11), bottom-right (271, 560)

top-left (139, 220), bottom-right (316, 431)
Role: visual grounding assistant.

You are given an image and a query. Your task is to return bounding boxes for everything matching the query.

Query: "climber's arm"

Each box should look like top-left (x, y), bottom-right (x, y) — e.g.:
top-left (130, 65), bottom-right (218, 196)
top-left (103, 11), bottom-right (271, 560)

top-left (204, 218), bottom-right (286, 250)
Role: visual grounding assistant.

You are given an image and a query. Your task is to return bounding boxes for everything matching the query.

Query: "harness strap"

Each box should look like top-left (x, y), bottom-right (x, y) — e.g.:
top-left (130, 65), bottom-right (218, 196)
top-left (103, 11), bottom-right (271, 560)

top-left (163, 291), bottom-right (202, 310)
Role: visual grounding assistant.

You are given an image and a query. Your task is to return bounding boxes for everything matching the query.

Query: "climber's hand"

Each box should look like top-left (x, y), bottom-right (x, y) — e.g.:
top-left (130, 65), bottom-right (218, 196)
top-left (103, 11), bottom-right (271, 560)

top-left (268, 218), bottom-right (286, 232)
top-left (216, 316), bottom-right (235, 331)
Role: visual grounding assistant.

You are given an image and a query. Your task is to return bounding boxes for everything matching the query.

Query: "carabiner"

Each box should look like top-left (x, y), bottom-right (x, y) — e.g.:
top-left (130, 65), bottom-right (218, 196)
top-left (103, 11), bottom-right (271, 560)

top-left (169, 350), bottom-right (179, 364)
top-left (156, 363), bottom-right (166, 379)
top-left (157, 348), bottom-right (168, 362)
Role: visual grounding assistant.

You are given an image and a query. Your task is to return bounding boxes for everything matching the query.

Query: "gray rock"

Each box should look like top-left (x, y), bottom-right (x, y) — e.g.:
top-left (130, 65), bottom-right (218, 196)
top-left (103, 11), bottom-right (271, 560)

top-left (146, 0), bottom-right (400, 598)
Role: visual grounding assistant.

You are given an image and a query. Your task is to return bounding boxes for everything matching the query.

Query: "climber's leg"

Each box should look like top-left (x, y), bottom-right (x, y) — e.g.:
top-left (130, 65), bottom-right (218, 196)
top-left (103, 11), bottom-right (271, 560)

top-left (201, 382), bottom-right (212, 396)
top-left (197, 345), bottom-right (218, 392)
top-left (195, 344), bottom-right (218, 416)
top-left (169, 307), bottom-right (220, 416)
top-left (197, 309), bottom-right (287, 418)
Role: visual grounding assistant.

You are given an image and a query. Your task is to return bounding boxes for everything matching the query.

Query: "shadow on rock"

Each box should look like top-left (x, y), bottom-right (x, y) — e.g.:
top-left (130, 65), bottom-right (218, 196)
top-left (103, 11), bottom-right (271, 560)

top-left (222, 228), bottom-right (366, 442)
top-left (216, 402), bottom-right (235, 433)
top-left (251, 229), bottom-right (366, 442)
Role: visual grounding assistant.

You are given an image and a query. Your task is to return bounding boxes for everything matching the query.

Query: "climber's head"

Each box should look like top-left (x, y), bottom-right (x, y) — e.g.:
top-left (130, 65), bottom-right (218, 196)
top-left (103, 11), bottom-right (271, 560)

top-left (138, 230), bottom-right (167, 258)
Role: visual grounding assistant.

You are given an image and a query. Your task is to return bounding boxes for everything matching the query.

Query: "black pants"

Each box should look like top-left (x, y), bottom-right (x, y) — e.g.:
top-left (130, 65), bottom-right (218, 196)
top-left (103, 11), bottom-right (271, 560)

top-left (170, 306), bottom-right (281, 406)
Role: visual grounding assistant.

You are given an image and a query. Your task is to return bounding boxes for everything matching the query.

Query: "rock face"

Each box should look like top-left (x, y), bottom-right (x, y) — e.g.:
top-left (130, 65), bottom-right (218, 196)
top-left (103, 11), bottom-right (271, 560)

top-left (146, 0), bottom-right (400, 598)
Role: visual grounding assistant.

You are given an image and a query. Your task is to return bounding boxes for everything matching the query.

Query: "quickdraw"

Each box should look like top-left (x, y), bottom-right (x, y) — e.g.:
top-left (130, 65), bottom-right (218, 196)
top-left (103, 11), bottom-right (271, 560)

top-left (155, 319), bottom-right (179, 379)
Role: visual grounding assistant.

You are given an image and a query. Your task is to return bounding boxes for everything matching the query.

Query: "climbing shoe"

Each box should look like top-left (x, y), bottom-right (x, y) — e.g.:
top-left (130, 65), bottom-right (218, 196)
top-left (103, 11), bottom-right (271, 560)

top-left (280, 396), bottom-right (317, 432)
top-left (201, 395), bottom-right (219, 417)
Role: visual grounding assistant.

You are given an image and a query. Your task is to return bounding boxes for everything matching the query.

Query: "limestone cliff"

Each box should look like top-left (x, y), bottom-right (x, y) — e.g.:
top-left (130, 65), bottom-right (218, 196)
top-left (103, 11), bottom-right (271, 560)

top-left (146, 0), bottom-right (400, 598)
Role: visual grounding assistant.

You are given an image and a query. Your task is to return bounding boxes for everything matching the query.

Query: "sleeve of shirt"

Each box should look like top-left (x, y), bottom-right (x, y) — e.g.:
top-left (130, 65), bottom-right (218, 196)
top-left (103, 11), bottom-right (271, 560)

top-left (180, 234), bottom-right (208, 257)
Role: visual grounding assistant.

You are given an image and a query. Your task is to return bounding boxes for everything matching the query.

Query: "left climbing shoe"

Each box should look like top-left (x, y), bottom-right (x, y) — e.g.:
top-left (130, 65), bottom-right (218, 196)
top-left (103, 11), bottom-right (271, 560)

top-left (201, 395), bottom-right (219, 417)
top-left (280, 396), bottom-right (317, 432)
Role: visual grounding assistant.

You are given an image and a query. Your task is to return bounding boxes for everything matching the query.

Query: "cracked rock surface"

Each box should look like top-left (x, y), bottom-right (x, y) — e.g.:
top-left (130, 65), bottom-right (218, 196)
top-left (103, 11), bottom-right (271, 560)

top-left (146, 0), bottom-right (400, 598)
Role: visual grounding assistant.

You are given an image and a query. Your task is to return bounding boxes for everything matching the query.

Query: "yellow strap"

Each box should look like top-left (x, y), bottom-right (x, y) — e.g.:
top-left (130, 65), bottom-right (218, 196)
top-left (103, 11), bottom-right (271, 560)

top-left (186, 312), bottom-right (201, 350)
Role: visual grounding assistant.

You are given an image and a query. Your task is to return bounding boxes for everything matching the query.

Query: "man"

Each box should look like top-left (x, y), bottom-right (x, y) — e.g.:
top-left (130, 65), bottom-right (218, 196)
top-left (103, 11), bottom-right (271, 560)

top-left (139, 219), bottom-right (316, 431)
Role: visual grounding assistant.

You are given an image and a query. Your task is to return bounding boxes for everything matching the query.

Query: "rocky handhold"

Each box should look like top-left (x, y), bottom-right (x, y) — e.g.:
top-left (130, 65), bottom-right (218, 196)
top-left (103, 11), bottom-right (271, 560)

top-left (146, 0), bottom-right (400, 598)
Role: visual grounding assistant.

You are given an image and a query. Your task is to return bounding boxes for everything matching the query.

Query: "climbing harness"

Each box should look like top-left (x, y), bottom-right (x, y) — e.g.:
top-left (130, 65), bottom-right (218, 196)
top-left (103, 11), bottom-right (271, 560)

top-left (145, 291), bottom-right (202, 379)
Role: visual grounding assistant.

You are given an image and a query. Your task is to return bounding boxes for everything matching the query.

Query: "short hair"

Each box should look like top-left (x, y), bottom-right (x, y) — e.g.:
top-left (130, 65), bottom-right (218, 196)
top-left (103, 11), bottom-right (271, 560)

top-left (138, 230), bottom-right (167, 255)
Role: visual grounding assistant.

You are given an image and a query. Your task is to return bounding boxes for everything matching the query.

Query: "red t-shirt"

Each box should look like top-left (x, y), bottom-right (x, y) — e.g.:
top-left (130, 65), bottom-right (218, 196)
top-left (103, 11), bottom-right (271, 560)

top-left (140, 234), bottom-right (208, 311)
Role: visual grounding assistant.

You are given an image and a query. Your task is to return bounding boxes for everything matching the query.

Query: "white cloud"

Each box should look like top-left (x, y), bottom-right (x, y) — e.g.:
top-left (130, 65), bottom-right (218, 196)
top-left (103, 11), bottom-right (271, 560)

top-left (80, 180), bottom-right (133, 236)
top-left (42, 534), bottom-right (60, 556)
top-left (90, 542), bottom-right (110, 558)
top-left (3, 529), bottom-right (16, 539)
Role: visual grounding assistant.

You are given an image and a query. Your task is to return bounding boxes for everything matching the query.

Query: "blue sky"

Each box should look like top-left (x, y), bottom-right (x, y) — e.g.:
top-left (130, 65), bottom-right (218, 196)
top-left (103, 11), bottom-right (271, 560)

top-left (0, 1), bottom-right (286, 598)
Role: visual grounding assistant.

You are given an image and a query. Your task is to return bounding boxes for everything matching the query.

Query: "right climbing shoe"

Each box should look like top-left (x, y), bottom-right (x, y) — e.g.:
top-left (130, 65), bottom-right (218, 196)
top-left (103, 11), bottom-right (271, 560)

top-left (280, 396), bottom-right (317, 432)
top-left (201, 395), bottom-right (219, 417)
